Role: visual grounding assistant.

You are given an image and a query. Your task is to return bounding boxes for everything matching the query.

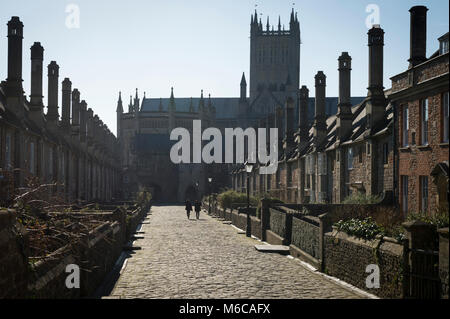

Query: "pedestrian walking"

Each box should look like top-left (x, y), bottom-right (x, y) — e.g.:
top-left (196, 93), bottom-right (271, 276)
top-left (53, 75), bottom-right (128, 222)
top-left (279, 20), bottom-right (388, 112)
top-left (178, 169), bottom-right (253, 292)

top-left (194, 200), bottom-right (201, 219)
top-left (185, 200), bottom-right (192, 219)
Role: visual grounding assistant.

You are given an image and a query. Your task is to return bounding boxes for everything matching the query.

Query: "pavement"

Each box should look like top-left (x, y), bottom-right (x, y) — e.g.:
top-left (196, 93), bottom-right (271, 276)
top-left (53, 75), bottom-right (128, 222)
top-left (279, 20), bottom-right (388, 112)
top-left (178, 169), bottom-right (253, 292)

top-left (108, 205), bottom-right (367, 299)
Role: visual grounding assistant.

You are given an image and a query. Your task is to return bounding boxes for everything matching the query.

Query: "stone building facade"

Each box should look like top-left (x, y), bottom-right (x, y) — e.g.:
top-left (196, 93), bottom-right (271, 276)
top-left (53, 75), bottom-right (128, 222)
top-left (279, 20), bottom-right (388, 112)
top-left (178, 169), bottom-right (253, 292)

top-left (117, 10), bottom-right (364, 203)
top-left (390, 6), bottom-right (449, 215)
top-left (0, 17), bottom-right (121, 205)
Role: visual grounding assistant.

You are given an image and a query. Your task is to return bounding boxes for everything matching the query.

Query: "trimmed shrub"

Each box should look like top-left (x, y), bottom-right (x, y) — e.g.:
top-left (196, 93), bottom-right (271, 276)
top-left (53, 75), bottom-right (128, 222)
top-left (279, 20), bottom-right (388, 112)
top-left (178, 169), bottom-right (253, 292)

top-left (342, 192), bottom-right (382, 204)
top-left (217, 190), bottom-right (258, 210)
top-left (334, 217), bottom-right (384, 240)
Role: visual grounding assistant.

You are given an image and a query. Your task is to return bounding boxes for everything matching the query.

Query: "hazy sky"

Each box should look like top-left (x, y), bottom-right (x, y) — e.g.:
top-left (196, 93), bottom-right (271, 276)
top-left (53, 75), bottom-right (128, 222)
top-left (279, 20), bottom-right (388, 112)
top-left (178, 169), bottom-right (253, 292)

top-left (0, 0), bottom-right (448, 135)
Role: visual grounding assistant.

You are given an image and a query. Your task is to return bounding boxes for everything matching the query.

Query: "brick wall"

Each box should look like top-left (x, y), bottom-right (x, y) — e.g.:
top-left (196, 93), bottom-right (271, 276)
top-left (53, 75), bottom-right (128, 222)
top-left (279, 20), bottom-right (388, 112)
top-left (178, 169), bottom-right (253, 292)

top-left (398, 92), bottom-right (449, 214)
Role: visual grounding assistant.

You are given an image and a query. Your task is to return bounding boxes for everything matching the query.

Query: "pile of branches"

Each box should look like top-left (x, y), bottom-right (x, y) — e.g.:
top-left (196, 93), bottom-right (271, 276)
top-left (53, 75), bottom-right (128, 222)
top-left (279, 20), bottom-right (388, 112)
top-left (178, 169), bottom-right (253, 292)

top-left (9, 176), bottom-right (107, 262)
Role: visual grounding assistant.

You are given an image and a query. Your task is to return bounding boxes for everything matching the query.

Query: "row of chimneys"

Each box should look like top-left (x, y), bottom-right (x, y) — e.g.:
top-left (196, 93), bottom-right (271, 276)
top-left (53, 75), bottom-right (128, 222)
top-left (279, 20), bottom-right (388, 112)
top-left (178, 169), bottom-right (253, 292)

top-left (280, 5), bottom-right (428, 153)
top-left (4, 16), bottom-right (116, 151)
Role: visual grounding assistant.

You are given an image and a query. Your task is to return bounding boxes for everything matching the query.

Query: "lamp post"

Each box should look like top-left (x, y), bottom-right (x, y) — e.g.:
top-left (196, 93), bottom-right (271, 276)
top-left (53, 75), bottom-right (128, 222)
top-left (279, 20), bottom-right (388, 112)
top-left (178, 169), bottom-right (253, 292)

top-left (208, 177), bottom-right (212, 215)
top-left (245, 162), bottom-right (253, 237)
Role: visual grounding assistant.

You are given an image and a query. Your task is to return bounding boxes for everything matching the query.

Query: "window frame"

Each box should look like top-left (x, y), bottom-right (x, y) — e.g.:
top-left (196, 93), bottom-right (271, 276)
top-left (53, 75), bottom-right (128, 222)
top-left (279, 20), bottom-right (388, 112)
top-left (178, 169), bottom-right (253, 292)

top-left (402, 105), bottom-right (409, 147)
top-left (401, 175), bottom-right (409, 215)
top-left (383, 143), bottom-right (389, 165)
top-left (420, 98), bottom-right (429, 145)
top-left (420, 176), bottom-right (429, 213)
top-left (347, 147), bottom-right (353, 170)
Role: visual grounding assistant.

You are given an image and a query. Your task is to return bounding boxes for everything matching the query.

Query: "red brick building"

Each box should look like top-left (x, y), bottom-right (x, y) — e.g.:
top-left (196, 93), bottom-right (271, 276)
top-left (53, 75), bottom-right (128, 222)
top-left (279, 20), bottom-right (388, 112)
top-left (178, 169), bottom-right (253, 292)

top-left (390, 6), bottom-right (449, 216)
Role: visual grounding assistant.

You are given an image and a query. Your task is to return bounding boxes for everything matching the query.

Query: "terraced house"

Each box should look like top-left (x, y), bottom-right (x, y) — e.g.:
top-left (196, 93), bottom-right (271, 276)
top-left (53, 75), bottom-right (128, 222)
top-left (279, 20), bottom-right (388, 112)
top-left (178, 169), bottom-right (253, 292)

top-left (0, 17), bottom-right (121, 205)
top-left (390, 7), bottom-right (449, 216)
top-left (231, 6), bottom-right (449, 213)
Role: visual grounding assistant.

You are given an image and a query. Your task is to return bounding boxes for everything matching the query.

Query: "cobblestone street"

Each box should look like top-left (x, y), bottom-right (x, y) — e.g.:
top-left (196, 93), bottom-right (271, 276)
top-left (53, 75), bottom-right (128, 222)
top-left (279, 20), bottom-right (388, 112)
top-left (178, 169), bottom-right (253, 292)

top-left (109, 206), bottom-right (366, 299)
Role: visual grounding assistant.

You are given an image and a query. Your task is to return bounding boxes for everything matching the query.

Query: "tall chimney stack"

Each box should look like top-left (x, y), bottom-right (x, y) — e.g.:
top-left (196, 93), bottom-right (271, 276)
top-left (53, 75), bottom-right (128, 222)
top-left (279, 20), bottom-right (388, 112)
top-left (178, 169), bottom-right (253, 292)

top-left (284, 97), bottom-right (295, 154)
top-left (275, 106), bottom-right (284, 152)
top-left (409, 6), bottom-right (428, 68)
top-left (336, 52), bottom-right (353, 142)
top-left (71, 88), bottom-right (80, 136)
top-left (313, 71), bottom-right (327, 151)
top-left (80, 100), bottom-right (87, 143)
top-left (366, 25), bottom-right (387, 130)
top-left (29, 42), bottom-right (44, 124)
top-left (6, 17), bottom-right (24, 99)
top-left (298, 85), bottom-right (309, 149)
top-left (47, 61), bottom-right (59, 125)
top-left (61, 78), bottom-right (72, 132)
top-left (368, 25), bottom-right (384, 98)
top-left (87, 108), bottom-right (94, 144)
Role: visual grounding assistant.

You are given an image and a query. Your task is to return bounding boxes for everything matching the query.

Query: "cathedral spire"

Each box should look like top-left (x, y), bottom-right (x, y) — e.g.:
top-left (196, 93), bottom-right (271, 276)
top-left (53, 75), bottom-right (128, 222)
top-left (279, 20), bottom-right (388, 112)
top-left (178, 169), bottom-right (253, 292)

top-left (169, 87), bottom-right (176, 112)
top-left (266, 16), bottom-right (270, 31)
top-left (278, 16), bottom-right (281, 31)
top-left (198, 89), bottom-right (205, 113)
top-left (116, 91), bottom-right (123, 113)
top-left (189, 97), bottom-right (194, 112)
top-left (128, 95), bottom-right (132, 113)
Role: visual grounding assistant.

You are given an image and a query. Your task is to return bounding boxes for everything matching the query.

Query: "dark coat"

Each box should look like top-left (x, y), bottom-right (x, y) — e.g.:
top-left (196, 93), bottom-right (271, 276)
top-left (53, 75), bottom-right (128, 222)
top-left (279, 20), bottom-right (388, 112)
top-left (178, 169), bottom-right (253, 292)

top-left (185, 201), bottom-right (192, 211)
top-left (194, 201), bottom-right (201, 212)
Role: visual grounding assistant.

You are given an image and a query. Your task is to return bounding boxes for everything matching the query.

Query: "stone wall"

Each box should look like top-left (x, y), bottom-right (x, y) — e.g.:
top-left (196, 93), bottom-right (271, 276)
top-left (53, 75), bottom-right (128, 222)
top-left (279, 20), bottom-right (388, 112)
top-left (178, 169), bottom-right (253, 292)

top-left (290, 215), bottom-right (320, 261)
top-left (269, 208), bottom-right (287, 239)
top-left (324, 229), bottom-right (404, 299)
top-left (0, 209), bottom-right (29, 298)
top-left (0, 203), bottom-right (148, 299)
top-left (231, 210), bottom-right (247, 231)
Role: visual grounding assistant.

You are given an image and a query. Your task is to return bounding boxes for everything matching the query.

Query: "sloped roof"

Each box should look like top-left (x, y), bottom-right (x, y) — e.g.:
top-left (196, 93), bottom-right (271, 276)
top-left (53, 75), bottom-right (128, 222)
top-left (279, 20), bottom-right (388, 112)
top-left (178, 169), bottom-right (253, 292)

top-left (141, 98), bottom-right (240, 119)
top-left (292, 96), bottom-right (392, 160)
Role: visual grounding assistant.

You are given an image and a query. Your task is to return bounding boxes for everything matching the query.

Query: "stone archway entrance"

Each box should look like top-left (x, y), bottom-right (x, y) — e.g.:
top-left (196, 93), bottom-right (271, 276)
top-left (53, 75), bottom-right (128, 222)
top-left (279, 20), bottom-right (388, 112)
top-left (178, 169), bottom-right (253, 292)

top-left (146, 184), bottom-right (162, 203)
top-left (184, 185), bottom-right (198, 202)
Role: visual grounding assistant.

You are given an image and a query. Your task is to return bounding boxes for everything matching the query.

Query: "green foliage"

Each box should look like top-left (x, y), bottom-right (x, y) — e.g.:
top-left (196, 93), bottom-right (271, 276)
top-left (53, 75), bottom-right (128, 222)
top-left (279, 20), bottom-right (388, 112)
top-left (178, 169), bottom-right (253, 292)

top-left (217, 189), bottom-right (258, 210)
top-left (137, 190), bottom-right (152, 208)
top-left (342, 192), bottom-right (382, 204)
top-left (406, 210), bottom-right (449, 228)
top-left (334, 217), bottom-right (384, 240)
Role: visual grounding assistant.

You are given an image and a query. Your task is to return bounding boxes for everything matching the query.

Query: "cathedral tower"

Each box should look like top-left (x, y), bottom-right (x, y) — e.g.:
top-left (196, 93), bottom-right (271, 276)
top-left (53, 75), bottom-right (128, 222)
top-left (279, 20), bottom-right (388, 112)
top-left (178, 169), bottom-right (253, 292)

top-left (249, 9), bottom-right (300, 105)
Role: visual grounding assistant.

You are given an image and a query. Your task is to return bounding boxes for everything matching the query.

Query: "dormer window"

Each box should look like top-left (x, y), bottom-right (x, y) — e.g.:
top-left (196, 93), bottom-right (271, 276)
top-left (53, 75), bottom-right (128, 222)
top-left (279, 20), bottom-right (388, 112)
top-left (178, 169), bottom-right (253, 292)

top-left (439, 35), bottom-right (449, 55)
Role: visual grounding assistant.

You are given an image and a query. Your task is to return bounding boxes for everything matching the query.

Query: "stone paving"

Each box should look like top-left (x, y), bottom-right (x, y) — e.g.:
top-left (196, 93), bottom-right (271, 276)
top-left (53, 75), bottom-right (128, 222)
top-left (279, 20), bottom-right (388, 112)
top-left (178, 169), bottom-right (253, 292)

top-left (109, 205), bottom-right (366, 299)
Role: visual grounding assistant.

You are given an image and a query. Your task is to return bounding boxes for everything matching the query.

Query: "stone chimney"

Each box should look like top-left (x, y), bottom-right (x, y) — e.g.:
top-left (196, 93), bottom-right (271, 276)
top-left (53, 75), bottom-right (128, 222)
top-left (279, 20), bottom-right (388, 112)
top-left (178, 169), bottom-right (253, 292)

top-left (80, 100), bottom-right (87, 143)
top-left (336, 52), bottom-right (353, 143)
top-left (313, 71), bottom-right (327, 151)
top-left (366, 25), bottom-right (387, 130)
top-left (368, 25), bottom-right (384, 98)
top-left (409, 6), bottom-right (428, 68)
top-left (6, 17), bottom-right (24, 99)
top-left (284, 97), bottom-right (295, 155)
top-left (86, 108), bottom-right (94, 144)
top-left (47, 61), bottom-right (59, 126)
top-left (29, 42), bottom-right (44, 124)
top-left (297, 85), bottom-right (309, 150)
top-left (71, 89), bottom-right (80, 137)
top-left (275, 106), bottom-right (284, 152)
top-left (61, 78), bottom-right (72, 132)
top-left (93, 115), bottom-right (100, 146)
